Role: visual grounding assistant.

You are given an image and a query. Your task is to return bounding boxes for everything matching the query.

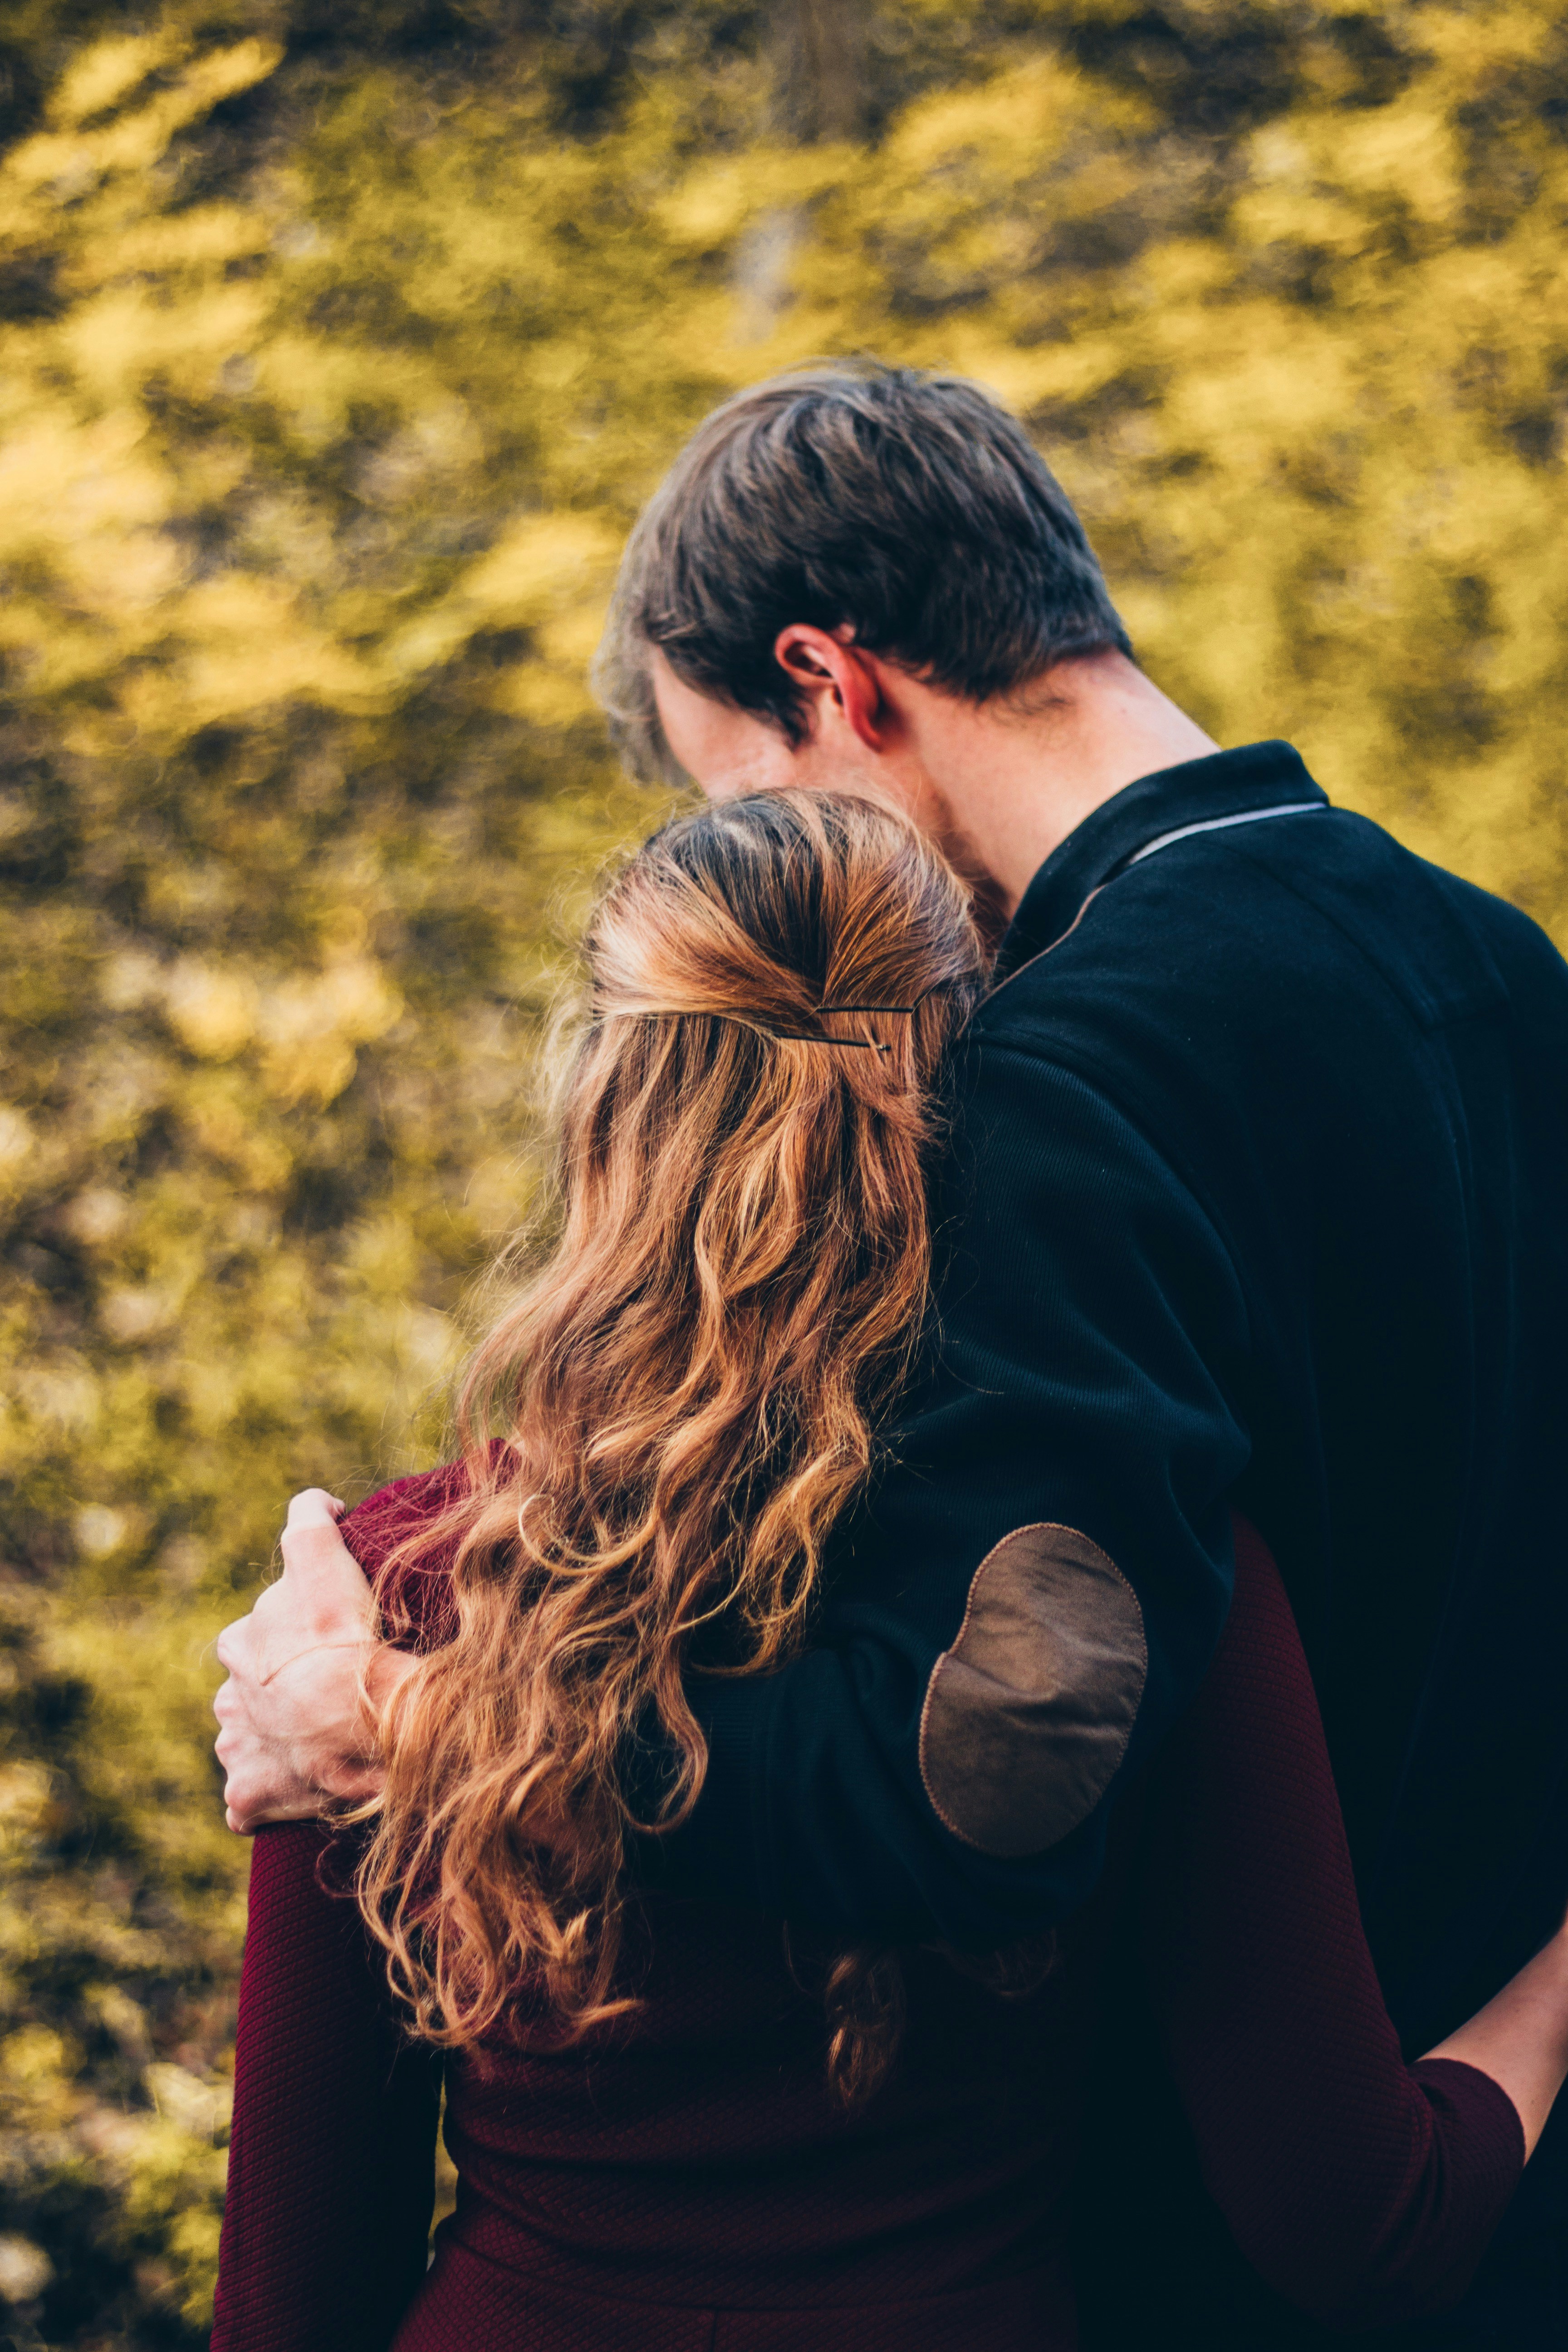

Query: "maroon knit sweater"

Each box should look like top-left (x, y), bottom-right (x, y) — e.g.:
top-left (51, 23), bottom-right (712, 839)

top-left (212, 1490), bottom-right (1524, 2352)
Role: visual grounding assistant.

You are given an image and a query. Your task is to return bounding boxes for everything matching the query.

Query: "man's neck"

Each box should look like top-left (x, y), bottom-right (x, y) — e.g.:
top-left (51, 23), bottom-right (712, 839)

top-left (901, 652), bottom-right (1221, 920)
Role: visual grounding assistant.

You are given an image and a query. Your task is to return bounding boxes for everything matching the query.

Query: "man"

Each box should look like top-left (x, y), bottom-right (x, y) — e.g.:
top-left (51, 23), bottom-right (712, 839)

top-left (215, 365), bottom-right (1568, 2343)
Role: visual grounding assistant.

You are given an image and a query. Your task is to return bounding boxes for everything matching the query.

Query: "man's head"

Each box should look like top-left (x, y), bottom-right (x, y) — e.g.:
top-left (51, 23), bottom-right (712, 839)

top-left (596, 362), bottom-right (1132, 806)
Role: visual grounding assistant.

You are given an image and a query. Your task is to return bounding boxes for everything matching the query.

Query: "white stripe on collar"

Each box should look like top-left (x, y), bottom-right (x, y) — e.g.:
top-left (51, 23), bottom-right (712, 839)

top-left (1125, 799), bottom-right (1326, 868)
top-left (987, 797), bottom-right (1328, 998)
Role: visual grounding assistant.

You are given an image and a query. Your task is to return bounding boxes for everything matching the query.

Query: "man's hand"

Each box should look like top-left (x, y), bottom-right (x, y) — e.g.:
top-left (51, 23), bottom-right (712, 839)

top-left (213, 1489), bottom-right (414, 1833)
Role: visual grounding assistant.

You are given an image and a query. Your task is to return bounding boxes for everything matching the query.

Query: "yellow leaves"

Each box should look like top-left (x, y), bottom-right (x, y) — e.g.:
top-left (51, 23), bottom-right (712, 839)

top-left (657, 160), bottom-right (754, 247)
top-left (1, 2024), bottom-right (75, 2104)
top-left (387, 510), bottom-right (619, 697)
top-left (11, 1360), bottom-right (100, 1436)
top-left (1165, 311), bottom-right (1355, 464)
top-left (655, 146), bottom-right (852, 249)
top-left (7, 38), bottom-right (284, 208)
top-left (1, 41), bottom-right (693, 754)
top-left (0, 1765), bottom-right (54, 1860)
top-left (0, 35), bottom-right (300, 737)
top-left (94, 532), bottom-right (192, 617)
top-left (163, 964), bottom-right (258, 1061)
top-left (0, 1107), bottom-right (34, 1191)
top-left (501, 666), bottom-right (598, 725)
top-left (466, 1151), bottom-right (540, 1238)
top-left (60, 280), bottom-right (269, 400)
top-left (83, 2070), bottom-right (230, 2329)
top-left (181, 1083), bottom-right (292, 1190)
top-left (463, 512), bottom-right (618, 622)
top-left (184, 39), bottom-right (287, 114)
top-left (1421, 0), bottom-right (1557, 72)
top-left (74, 1504), bottom-right (132, 1557)
top-left (116, 578), bottom-right (378, 736)
top-left (405, 1303), bottom-right (461, 1377)
top-left (1232, 182), bottom-right (1369, 255)
top-left (890, 51), bottom-right (1133, 176)
top-left (345, 1211), bottom-right (421, 1299)
top-left (539, 603), bottom-right (610, 670)
top-left (46, 29), bottom-right (185, 131)
top-left (250, 330), bottom-right (407, 438)
top-left (161, 955), bottom-right (402, 1106)
top-left (1331, 108), bottom-right (1459, 224)
top-left (145, 2062), bottom-right (232, 2143)
top-left (529, 342), bottom-right (590, 392)
top-left (65, 203), bottom-right (272, 292)
top-left (1132, 237), bottom-right (1236, 307)
top-left (99, 1287), bottom-right (180, 1346)
top-left (61, 1188), bottom-right (130, 1248)
top-left (355, 400), bottom-right (485, 508)
top-left (1239, 98), bottom-right (1462, 252)
top-left (946, 328), bottom-right (1128, 416)
top-left (0, 407), bottom-right (165, 554)
top-left (256, 958), bottom-right (404, 1107)
top-left (0, 401), bottom-right (178, 672)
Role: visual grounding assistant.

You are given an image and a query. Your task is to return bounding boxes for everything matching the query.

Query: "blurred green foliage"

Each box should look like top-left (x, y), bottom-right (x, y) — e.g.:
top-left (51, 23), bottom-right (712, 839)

top-left (0, 0), bottom-right (1563, 2339)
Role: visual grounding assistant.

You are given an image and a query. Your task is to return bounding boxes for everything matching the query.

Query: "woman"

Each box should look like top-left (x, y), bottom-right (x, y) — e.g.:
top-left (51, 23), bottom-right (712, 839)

top-left (213, 791), bottom-right (1568, 2352)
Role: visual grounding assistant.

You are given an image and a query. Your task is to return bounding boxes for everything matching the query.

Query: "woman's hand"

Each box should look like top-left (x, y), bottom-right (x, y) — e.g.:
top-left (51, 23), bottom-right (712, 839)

top-left (213, 1490), bottom-right (414, 1832)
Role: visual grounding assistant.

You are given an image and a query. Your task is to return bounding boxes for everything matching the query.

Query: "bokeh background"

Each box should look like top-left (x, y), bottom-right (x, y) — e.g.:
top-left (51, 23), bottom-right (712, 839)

top-left (0, 0), bottom-right (1564, 2339)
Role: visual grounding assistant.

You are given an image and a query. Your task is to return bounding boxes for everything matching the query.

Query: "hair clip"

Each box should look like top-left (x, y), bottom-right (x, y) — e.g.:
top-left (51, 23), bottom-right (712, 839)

top-left (755, 976), bottom-right (965, 1051)
top-left (593, 975), bottom-right (965, 1054)
top-left (813, 977), bottom-right (964, 1018)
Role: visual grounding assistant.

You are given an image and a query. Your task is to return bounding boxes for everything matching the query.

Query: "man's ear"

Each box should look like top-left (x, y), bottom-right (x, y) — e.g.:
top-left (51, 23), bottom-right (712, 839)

top-left (773, 624), bottom-right (886, 752)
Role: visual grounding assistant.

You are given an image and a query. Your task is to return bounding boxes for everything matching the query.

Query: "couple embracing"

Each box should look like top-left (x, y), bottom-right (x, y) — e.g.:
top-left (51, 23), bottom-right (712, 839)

top-left (211, 365), bottom-right (1568, 2350)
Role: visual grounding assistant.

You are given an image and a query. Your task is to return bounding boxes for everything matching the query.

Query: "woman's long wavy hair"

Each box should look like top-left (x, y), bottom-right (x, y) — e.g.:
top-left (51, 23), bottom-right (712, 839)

top-left (353, 789), bottom-right (985, 2100)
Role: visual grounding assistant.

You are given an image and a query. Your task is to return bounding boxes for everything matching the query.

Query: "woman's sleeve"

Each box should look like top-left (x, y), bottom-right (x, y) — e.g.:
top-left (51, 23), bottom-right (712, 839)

top-left (212, 1823), bottom-right (441, 2352)
top-left (1142, 1517), bottom-right (1525, 2330)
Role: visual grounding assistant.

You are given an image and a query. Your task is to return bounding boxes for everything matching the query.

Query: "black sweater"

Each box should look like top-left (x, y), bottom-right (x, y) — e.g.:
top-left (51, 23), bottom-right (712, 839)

top-left (650, 739), bottom-right (1568, 2342)
top-left (214, 1506), bottom-right (1523, 2352)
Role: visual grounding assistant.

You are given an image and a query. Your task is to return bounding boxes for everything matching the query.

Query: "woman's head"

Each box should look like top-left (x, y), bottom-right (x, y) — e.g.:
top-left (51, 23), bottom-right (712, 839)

top-left (552, 789), bottom-right (983, 1635)
top-left (355, 791), bottom-right (982, 2083)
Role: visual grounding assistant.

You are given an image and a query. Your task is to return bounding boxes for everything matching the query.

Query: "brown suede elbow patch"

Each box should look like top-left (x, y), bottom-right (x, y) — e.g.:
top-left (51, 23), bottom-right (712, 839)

top-left (919, 1524), bottom-right (1148, 1858)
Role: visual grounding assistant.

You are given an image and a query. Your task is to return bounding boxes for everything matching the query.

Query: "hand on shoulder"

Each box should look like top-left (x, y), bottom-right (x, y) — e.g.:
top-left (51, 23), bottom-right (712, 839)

top-left (213, 1489), bottom-right (411, 1832)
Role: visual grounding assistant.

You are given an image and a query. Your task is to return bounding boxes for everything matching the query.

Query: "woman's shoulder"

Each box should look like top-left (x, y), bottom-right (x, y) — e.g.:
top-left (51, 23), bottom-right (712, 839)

top-left (340, 1458), bottom-right (479, 1648)
top-left (342, 1463), bottom-right (466, 1563)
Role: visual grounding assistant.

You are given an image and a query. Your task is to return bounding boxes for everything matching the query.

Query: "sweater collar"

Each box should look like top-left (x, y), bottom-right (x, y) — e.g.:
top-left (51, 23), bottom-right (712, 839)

top-left (992, 740), bottom-right (1327, 983)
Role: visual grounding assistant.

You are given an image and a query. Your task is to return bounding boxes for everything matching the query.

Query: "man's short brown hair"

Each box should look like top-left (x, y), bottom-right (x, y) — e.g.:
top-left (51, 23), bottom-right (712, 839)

top-left (596, 361), bottom-right (1132, 781)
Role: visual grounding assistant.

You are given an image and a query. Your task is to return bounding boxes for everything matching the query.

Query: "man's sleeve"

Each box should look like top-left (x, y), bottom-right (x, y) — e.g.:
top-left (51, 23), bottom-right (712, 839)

top-left (642, 1044), bottom-right (1252, 1947)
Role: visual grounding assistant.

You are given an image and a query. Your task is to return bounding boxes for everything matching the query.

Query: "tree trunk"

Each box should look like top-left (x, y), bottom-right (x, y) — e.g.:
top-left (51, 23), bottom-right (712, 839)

top-left (773, 0), bottom-right (867, 142)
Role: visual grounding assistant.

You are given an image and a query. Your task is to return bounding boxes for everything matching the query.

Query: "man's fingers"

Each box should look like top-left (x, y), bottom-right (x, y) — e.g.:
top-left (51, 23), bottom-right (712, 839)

top-left (211, 1498), bottom-right (380, 1836)
top-left (284, 1487), bottom-right (346, 1533)
top-left (214, 1617), bottom-right (258, 1676)
top-left (223, 1784), bottom-right (323, 1834)
top-left (277, 1517), bottom-right (374, 1607)
top-left (278, 1519), bottom-right (356, 1575)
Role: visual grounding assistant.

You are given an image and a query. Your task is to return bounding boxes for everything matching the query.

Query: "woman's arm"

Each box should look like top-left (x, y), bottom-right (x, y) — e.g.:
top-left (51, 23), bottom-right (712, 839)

top-left (1425, 1921), bottom-right (1568, 2157)
top-left (214, 1474), bottom-right (466, 2347)
top-left (1142, 1516), bottom-right (1536, 2331)
top-left (212, 1821), bottom-right (440, 2351)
